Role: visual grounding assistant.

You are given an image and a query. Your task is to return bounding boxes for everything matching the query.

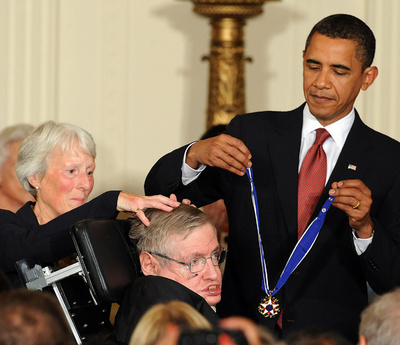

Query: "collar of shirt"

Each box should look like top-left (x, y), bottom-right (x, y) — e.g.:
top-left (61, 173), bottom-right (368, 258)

top-left (299, 104), bottom-right (355, 181)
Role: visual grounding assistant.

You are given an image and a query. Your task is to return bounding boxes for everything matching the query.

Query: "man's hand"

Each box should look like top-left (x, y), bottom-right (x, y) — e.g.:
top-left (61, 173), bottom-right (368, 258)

top-left (329, 179), bottom-right (374, 238)
top-left (186, 134), bottom-right (252, 176)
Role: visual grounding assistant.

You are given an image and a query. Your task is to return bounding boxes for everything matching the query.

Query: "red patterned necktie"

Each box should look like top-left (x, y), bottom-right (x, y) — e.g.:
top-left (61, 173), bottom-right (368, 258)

top-left (297, 128), bottom-right (330, 239)
top-left (277, 129), bottom-right (330, 329)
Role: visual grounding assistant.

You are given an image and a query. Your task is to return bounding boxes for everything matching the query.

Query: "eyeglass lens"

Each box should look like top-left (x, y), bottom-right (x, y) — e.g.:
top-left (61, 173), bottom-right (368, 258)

top-left (189, 249), bottom-right (227, 273)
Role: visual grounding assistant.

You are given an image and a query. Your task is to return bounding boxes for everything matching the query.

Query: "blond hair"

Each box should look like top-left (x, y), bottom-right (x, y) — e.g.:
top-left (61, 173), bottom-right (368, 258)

top-left (129, 301), bottom-right (212, 345)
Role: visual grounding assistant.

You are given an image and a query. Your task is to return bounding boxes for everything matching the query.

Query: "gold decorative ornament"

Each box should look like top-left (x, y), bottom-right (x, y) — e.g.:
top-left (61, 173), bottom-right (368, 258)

top-left (187, 0), bottom-right (280, 128)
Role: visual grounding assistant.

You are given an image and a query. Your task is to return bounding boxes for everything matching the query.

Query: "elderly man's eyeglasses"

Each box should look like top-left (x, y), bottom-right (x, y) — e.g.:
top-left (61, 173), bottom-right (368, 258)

top-left (149, 249), bottom-right (227, 274)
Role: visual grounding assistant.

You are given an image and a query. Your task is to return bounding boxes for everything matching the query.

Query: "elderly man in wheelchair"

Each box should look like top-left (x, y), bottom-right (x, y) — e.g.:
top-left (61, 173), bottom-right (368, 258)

top-left (18, 204), bottom-right (225, 345)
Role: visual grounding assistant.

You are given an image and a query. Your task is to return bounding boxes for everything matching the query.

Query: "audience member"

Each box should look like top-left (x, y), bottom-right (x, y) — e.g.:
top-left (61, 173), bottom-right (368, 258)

top-left (114, 204), bottom-right (226, 344)
top-left (129, 301), bottom-right (213, 345)
top-left (0, 120), bottom-right (179, 287)
top-left (359, 288), bottom-right (400, 345)
top-left (0, 289), bottom-right (74, 345)
top-left (132, 301), bottom-right (276, 345)
top-left (280, 328), bottom-right (353, 345)
top-left (220, 316), bottom-right (276, 345)
top-left (145, 14), bottom-right (400, 344)
top-left (147, 308), bottom-right (276, 345)
top-left (0, 124), bottom-right (34, 212)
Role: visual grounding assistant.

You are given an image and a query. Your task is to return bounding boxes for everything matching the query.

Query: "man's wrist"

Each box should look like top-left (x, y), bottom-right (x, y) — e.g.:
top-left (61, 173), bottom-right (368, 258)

top-left (186, 142), bottom-right (200, 169)
top-left (355, 222), bottom-right (375, 239)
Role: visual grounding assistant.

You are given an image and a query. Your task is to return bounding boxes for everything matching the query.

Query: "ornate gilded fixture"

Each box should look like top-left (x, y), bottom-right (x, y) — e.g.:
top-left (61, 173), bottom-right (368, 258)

top-left (188, 0), bottom-right (280, 129)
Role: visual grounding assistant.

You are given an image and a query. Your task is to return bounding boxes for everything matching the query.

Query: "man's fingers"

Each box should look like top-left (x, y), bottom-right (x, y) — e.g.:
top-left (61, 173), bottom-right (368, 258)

top-left (218, 134), bottom-right (251, 158)
top-left (190, 134), bottom-right (252, 175)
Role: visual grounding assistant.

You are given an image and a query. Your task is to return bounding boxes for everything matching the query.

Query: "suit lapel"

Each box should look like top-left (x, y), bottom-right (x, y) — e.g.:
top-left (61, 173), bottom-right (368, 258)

top-left (268, 107), bottom-right (303, 237)
top-left (314, 111), bottom-right (372, 221)
top-left (327, 112), bottom-right (371, 190)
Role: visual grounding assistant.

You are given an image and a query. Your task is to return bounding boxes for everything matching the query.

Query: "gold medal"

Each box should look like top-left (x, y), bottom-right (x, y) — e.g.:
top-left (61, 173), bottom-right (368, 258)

top-left (258, 295), bottom-right (280, 318)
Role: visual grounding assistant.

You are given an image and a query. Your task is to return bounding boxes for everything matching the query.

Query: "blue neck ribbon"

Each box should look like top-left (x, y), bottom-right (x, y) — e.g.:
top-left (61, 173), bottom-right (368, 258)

top-left (246, 167), bottom-right (335, 297)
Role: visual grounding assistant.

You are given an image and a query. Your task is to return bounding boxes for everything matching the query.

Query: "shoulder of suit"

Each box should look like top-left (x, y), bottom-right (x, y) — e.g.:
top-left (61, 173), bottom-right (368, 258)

top-left (357, 119), bottom-right (400, 148)
top-left (233, 104), bottom-right (304, 121)
top-left (135, 275), bottom-right (195, 294)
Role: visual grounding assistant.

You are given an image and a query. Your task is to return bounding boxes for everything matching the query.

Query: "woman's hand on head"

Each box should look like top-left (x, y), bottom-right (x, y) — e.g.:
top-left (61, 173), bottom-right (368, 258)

top-left (169, 193), bottom-right (195, 207)
top-left (117, 192), bottom-right (180, 226)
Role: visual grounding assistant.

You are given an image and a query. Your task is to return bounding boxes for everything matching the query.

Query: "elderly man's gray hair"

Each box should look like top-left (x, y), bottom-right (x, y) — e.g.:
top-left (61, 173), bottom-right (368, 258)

top-left (129, 204), bottom-right (217, 267)
top-left (359, 288), bottom-right (400, 345)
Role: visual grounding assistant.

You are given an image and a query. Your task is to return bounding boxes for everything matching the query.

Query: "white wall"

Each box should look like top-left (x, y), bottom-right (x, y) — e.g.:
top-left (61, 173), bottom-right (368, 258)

top-left (0, 0), bottom-right (398, 198)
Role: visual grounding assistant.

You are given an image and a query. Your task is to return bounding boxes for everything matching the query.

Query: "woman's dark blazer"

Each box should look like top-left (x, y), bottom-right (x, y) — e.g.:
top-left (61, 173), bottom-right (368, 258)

top-left (0, 190), bottom-right (120, 286)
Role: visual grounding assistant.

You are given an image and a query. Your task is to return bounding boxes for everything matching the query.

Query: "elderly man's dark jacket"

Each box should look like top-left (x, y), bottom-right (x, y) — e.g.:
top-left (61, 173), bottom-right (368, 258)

top-left (114, 276), bottom-right (219, 345)
top-left (144, 104), bottom-right (400, 343)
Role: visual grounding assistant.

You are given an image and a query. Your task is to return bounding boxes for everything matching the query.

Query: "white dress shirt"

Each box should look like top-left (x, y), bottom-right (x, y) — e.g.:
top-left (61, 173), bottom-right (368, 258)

top-left (299, 104), bottom-right (354, 183)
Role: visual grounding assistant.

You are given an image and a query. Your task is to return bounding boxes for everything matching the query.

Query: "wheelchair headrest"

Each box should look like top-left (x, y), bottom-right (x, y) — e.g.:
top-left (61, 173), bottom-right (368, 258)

top-left (70, 219), bottom-right (139, 303)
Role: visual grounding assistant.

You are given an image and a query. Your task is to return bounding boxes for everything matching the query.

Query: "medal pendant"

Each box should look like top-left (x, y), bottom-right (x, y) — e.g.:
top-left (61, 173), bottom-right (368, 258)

top-left (258, 295), bottom-right (280, 318)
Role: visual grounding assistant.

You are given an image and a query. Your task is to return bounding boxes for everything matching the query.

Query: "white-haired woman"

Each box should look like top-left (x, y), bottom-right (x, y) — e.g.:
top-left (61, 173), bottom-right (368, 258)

top-left (0, 120), bottom-right (179, 287)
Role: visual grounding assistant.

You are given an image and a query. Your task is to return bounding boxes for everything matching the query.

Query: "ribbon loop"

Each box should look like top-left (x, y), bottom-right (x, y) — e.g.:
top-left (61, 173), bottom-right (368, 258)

top-left (246, 167), bottom-right (335, 299)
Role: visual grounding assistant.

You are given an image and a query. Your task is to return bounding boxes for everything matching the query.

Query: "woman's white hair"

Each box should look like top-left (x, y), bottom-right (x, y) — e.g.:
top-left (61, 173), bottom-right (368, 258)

top-left (0, 124), bottom-right (34, 169)
top-left (16, 121), bottom-right (96, 198)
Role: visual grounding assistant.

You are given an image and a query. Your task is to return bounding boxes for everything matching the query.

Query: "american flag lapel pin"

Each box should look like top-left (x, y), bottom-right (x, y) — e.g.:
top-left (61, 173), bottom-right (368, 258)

top-left (348, 164), bottom-right (357, 171)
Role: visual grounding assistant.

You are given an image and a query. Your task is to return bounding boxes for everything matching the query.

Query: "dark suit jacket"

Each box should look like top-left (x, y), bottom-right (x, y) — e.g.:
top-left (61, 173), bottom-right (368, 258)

top-left (114, 275), bottom-right (219, 345)
top-left (145, 104), bottom-right (400, 343)
top-left (0, 191), bottom-right (120, 287)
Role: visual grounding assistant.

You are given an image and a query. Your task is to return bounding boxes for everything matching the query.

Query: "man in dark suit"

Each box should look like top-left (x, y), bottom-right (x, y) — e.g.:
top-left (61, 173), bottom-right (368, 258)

top-left (145, 14), bottom-right (400, 343)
